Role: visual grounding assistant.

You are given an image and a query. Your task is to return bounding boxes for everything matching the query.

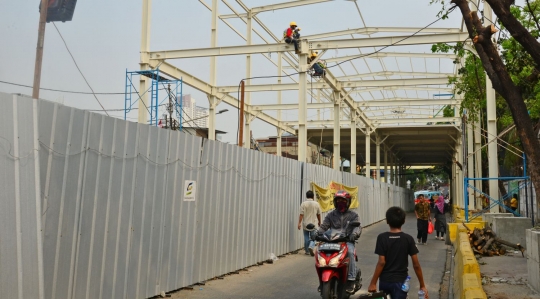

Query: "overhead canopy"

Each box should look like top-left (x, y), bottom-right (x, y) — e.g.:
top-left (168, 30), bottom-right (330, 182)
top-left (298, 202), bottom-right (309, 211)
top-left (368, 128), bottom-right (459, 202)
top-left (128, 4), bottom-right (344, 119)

top-left (306, 125), bottom-right (460, 166)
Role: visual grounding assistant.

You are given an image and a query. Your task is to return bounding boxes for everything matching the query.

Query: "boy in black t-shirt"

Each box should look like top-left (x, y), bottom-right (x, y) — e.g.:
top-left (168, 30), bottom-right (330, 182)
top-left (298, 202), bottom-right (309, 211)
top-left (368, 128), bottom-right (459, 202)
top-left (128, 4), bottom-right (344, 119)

top-left (367, 207), bottom-right (429, 299)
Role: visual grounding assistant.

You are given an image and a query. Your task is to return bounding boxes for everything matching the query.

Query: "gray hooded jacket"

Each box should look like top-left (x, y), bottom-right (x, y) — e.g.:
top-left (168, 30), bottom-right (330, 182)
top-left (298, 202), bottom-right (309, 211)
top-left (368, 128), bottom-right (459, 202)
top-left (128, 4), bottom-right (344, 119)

top-left (317, 209), bottom-right (362, 239)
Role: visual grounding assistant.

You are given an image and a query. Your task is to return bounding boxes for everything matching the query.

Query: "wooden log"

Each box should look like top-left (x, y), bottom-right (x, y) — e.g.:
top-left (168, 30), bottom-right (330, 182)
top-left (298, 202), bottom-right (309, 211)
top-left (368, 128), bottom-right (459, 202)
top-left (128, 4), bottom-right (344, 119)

top-left (499, 247), bottom-right (507, 255)
top-left (474, 237), bottom-right (486, 247)
top-left (481, 238), bottom-right (495, 252)
top-left (494, 238), bottom-right (526, 257)
top-left (472, 228), bottom-right (483, 242)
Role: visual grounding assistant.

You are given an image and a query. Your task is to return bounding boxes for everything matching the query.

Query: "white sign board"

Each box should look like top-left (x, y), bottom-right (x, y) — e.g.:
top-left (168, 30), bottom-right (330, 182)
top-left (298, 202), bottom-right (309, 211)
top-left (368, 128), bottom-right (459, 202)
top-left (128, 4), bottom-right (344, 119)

top-left (183, 180), bottom-right (196, 201)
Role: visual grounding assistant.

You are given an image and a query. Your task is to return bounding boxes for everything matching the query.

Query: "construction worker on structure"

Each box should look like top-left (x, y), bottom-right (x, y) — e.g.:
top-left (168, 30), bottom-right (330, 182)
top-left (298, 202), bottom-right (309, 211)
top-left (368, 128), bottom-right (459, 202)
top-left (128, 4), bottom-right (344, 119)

top-left (309, 51), bottom-right (326, 77)
top-left (284, 21), bottom-right (301, 54)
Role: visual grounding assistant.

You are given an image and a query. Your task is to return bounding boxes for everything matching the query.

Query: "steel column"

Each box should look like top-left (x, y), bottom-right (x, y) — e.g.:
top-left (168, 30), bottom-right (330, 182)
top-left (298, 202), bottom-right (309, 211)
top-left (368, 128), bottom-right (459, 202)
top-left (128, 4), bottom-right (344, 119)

top-left (474, 120), bottom-right (483, 209)
top-left (365, 129), bottom-right (371, 178)
top-left (208, 0), bottom-right (218, 140)
top-left (298, 50), bottom-right (308, 162)
top-left (243, 11), bottom-right (252, 148)
top-left (467, 119), bottom-right (475, 211)
top-left (485, 3), bottom-right (499, 213)
top-left (138, 0), bottom-right (152, 124)
top-left (384, 146), bottom-right (388, 183)
top-left (350, 118), bottom-right (356, 174)
top-left (276, 53), bottom-right (282, 156)
top-left (376, 134), bottom-right (381, 181)
top-left (456, 141), bottom-right (463, 208)
top-left (333, 91), bottom-right (341, 170)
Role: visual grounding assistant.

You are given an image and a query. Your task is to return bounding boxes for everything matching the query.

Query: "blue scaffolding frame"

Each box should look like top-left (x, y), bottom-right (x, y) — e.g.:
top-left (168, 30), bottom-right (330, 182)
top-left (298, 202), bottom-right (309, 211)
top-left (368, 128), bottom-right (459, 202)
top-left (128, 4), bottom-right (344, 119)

top-left (464, 154), bottom-right (535, 226)
top-left (124, 69), bottom-right (183, 127)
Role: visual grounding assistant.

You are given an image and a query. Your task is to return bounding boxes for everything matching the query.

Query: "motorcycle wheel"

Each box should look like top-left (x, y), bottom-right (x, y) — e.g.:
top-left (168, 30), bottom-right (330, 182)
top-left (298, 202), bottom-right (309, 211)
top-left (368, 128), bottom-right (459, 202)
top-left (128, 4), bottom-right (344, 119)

top-left (320, 279), bottom-right (336, 299)
top-left (336, 280), bottom-right (348, 299)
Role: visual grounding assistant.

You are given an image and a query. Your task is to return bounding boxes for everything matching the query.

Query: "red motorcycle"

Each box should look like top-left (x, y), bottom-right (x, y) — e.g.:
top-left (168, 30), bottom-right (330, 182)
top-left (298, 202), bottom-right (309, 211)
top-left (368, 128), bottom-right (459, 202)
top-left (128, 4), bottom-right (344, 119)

top-left (309, 222), bottom-right (362, 299)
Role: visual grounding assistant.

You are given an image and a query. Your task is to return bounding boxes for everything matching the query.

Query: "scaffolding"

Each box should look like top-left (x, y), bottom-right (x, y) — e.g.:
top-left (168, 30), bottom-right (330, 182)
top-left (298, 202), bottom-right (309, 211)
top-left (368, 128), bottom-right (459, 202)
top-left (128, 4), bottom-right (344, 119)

top-left (125, 68), bottom-right (183, 127)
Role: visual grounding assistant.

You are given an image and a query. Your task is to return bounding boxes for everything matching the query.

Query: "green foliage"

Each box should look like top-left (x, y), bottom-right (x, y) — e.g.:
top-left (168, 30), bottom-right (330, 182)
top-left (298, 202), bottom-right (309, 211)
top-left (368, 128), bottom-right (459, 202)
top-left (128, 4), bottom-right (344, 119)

top-left (430, 0), bottom-right (540, 180)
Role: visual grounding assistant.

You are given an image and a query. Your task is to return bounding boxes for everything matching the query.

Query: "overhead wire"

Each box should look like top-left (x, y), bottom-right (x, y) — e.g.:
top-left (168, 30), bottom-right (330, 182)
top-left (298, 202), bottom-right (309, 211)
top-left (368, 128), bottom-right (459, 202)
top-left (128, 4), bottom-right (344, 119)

top-left (52, 23), bottom-right (109, 116)
top-left (0, 80), bottom-right (157, 95)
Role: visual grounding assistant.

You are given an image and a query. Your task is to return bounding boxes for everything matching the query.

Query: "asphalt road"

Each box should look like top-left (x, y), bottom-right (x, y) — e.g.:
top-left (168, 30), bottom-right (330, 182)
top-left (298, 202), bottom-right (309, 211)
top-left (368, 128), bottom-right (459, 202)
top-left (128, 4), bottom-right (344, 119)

top-left (169, 213), bottom-right (449, 299)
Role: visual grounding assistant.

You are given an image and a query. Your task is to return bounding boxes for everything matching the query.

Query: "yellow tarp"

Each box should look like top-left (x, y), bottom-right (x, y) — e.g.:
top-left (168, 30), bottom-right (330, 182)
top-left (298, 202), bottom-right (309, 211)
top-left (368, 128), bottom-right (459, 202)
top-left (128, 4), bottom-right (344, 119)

top-left (311, 181), bottom-right (359, 212)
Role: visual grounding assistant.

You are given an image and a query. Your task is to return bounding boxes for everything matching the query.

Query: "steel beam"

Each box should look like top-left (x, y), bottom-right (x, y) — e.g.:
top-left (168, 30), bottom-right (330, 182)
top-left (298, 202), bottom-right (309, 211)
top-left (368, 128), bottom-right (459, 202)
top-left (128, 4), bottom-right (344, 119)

top-left (303, 27), bottom-right (461, 40)
top-left (151, 60), bottom-right (295, 134)
top-left (356, 86), bottom-right (453, 93)
top-left (148, 33), bottom-right (469, 59)
top-left (356, 98), bottom-right (459, 108)
top-left (216, 77), bottom-right (449, 93)
top-left (323, 52), bottom-right (458, 63)
top-left (337, 71), bottom-right (454, 80)
top-left (285, 117), bottom-right (458, 126)
top-left (252, 103), bottom-right (334, 110)
top-left (219, 0), bottom-right (330, 18)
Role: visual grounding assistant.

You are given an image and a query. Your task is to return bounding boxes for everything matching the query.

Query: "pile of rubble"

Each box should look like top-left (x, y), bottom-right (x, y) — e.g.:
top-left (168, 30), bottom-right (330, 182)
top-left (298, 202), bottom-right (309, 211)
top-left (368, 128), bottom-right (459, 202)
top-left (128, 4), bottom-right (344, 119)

top-left (466, 225), bottom-right (525, 257)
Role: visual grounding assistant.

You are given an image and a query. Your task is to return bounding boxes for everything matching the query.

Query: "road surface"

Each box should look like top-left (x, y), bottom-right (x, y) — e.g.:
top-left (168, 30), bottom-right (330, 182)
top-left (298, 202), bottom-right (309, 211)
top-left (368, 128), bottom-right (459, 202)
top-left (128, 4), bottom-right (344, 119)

top-left (169, 213), bottom-right (449, 299)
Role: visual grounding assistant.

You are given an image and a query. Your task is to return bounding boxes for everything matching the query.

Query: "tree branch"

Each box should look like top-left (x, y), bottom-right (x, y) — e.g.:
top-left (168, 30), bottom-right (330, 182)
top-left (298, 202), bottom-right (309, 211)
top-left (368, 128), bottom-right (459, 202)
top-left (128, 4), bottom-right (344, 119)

top-left (525, 0), bottom-right (540, 33)
top-left (451, 0), bottom-right (540, 210)
top-left (485, 0), bottom-right (540, 67)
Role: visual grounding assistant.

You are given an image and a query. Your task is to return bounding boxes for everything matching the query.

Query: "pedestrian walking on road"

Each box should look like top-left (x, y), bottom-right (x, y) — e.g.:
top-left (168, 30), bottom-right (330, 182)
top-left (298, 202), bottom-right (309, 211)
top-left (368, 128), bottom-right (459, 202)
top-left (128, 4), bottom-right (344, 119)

top-left (368, 206), bottom-right (429, 299)
top-left (433, 195), bottom-right (448, 240)
top-left (414, 195), bottom-right (430, 245)
top-left (298, 190), bottom-right (321, 256)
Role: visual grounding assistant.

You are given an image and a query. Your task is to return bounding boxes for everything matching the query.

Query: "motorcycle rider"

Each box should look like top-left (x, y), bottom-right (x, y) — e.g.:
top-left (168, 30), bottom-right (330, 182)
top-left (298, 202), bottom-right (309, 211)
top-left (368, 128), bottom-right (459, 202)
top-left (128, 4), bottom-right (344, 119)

top-left (315, 190), bottom-right (361, 293)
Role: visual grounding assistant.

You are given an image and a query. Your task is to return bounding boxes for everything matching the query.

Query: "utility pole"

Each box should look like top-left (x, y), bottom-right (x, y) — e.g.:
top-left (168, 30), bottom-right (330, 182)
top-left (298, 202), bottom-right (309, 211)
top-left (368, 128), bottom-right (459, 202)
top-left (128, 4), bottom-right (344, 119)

top-left (33, 0), bottom-right (49, 100)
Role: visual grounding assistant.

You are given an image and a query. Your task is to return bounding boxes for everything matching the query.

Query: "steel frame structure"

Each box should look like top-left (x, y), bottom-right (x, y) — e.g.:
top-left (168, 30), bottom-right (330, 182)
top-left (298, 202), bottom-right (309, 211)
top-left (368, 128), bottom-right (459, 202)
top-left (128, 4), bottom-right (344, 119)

top-left (137, 0), bottom-right (490, 199)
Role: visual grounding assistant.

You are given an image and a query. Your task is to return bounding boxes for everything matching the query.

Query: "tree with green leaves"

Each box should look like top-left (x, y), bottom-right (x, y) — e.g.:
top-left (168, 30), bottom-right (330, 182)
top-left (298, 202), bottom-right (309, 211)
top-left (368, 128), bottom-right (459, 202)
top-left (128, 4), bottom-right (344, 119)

top-left (430, 0), bottom-right (540, 210)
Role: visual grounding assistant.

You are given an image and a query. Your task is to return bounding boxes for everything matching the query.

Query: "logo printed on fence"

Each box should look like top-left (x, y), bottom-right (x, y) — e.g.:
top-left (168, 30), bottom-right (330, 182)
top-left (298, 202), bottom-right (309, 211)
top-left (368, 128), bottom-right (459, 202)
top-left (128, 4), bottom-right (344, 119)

top-left (184, 180), bottom-right (196, 201)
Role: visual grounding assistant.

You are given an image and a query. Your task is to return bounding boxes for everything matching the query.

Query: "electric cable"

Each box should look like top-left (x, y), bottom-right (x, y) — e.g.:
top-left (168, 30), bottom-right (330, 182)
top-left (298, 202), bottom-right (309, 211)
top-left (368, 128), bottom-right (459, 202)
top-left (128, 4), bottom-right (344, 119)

top-left (0, 80), bottom-right (157, 95)
top-left (52, 23), bottom-right (109, 116)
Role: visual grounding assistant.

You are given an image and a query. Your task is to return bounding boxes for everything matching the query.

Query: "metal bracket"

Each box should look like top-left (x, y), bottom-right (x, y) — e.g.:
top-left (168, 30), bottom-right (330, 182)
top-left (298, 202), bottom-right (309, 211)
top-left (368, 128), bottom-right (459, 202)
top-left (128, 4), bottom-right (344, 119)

top-left (248, 110), bottom-right (261, 122)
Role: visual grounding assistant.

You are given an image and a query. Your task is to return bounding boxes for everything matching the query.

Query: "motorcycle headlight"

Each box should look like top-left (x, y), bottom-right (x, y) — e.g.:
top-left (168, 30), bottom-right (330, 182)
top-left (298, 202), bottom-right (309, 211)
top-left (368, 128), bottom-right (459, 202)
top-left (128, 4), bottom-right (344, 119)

top-left (328, 249), bottom-right (345, 267)
top-left (318, 254), bottom-right (327, 266)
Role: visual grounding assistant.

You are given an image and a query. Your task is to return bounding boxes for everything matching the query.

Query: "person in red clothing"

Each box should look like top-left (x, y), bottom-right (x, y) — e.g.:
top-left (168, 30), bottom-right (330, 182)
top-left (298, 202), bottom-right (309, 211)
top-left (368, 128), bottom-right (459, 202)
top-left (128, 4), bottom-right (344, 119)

top-left (283, 21), bottom-right (301, 54)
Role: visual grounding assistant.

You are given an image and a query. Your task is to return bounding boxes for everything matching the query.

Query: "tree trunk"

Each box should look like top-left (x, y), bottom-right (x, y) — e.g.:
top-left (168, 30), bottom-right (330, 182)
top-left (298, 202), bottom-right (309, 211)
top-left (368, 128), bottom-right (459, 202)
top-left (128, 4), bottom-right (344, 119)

top-left (452, 0), bottom-right (540, 210)
top-left (484, 0), bottom-right (540, 68)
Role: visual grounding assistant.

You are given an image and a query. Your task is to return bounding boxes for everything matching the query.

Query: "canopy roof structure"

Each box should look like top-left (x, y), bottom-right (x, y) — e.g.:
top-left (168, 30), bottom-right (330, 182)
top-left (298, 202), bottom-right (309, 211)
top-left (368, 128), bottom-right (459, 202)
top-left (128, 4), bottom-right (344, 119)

top-left (138, 0), bottom-right (467, 173)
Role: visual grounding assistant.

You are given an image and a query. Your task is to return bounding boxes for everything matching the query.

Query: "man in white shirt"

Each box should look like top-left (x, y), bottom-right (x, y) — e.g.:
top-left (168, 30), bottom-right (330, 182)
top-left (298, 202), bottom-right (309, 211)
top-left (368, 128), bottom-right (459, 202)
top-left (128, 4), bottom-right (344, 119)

top-left (298, 190), bottom-right (322, 256)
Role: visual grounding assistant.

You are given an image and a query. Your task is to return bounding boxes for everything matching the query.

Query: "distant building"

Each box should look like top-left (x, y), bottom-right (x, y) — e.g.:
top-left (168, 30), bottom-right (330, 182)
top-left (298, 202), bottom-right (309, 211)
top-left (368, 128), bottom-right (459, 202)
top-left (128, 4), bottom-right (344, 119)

top-left (181, 95), bottom-right (208, 128)
top-left (256, 134), bottom-right (332, 167)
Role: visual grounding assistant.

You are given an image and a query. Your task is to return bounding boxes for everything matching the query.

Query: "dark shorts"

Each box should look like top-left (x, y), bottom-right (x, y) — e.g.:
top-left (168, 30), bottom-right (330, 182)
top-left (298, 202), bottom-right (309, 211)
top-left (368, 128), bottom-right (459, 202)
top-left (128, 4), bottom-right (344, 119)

top-left (379, 280), bottom-right (408, 299)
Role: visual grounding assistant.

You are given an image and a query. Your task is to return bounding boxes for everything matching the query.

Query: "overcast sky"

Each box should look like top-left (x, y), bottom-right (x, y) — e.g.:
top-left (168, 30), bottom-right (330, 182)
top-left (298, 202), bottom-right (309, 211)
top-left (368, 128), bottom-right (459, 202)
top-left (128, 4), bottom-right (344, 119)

top-left (0, 0), bottom-right (465, 143)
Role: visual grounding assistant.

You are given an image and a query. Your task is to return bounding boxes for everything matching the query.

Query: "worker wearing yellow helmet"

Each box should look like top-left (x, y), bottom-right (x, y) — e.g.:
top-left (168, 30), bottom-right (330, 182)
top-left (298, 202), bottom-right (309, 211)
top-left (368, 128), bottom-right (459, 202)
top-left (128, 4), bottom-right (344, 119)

top-left (283, 21), bottom-right (301, 54)
top-left (310, 52), bottom-right (326, 77)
